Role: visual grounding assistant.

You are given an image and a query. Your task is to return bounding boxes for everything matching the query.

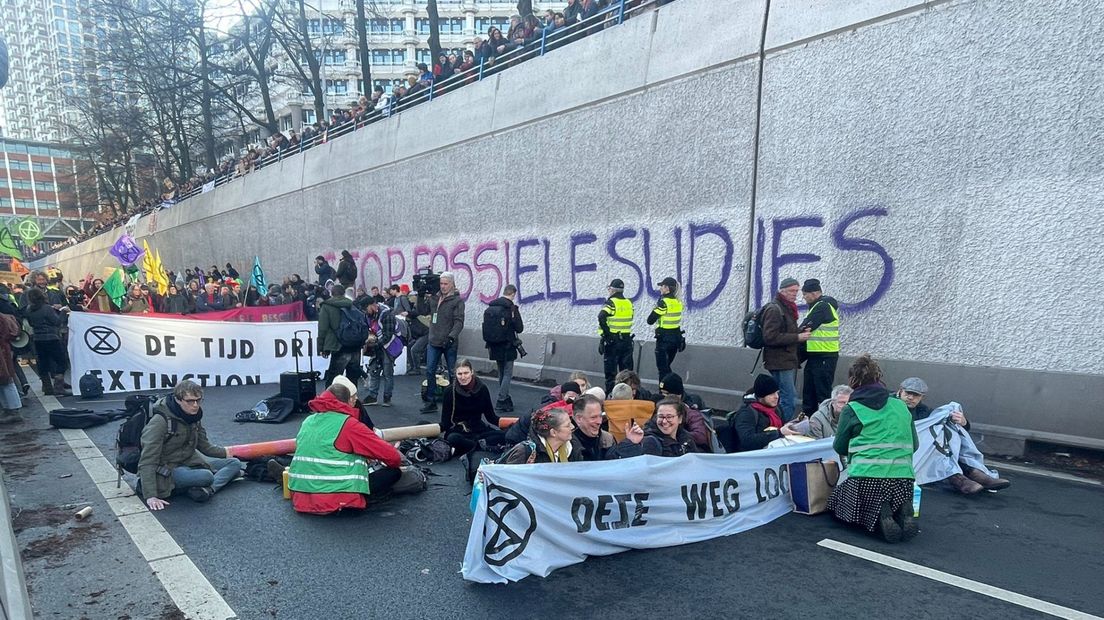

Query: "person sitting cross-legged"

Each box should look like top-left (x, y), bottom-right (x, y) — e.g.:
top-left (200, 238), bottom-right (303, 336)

top-left (284, 379), bottom-right (403, 515)
top-left (139, 380), bottom-right (243, 510)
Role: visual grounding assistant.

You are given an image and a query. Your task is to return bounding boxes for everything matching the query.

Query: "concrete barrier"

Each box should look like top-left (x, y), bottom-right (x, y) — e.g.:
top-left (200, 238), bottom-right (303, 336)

top-left (38, 0), bottom-right (1104, 450)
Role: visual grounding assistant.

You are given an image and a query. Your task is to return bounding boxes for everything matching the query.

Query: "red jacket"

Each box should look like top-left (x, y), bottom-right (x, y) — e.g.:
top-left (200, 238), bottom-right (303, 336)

top-left (291, 391), bottom-right (402, 514)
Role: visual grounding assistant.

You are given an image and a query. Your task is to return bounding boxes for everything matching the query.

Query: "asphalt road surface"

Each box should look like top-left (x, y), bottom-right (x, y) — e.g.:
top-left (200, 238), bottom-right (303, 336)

top-left (4, 374), bottom-right (1102, 620)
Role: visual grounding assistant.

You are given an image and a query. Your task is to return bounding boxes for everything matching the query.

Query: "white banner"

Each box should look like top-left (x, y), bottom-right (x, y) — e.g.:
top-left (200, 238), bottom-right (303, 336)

top-left (68, 312), bottom-right (328, 395)
top-left (462, 440), bottom-right (838, 583)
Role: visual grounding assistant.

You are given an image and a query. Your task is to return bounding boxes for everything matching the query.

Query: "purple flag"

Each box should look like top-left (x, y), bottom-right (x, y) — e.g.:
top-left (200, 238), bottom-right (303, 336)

top-left (109, 234), bottom-right (144, 266)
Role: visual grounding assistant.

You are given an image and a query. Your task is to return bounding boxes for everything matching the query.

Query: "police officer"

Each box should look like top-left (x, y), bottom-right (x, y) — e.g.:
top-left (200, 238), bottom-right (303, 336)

top-left (598, 278), bottom-right (634, 394)
top-left (647, 276), bottom-right (683, 381)
top-left (799, 278), bottom-right (840, 416)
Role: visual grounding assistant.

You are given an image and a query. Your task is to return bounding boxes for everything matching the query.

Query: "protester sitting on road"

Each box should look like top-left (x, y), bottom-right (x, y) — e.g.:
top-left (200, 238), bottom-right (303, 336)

top-left (500, 406), bottom-right (583, 464)
top-left (609, 382), bottom-right (633, 400)
top-left (505, 381), bottom-right (581, 445)
top-left (656, 372), bottom-right (713, 452)
top-left (725, 374), bottom-right (803, 452)
top-left (827, 354), bottom-right (918, 542)
top-left (24, 288), bottom-right (71, 396)
top-left (641, 398), bottom-right (699, 457)
top-left (571, 394), bottom-right (645, 461)
top-left (896, 377), bottom-right (933, 421)
top-left (221, 284), bottom-right (241, 308)
top-left (808, 385), bottom-right (853, 439)
top-left (139, 380), bottom-right (243, 510)
top-left (894, 377), bottom-right (1010, 494)
top-left (318, 284), bottom-right (364, 387)
top-left (543, 371), bottom-right (589, 404)
top-left (281, 382), bottom-right (402, 514)
top-left (615, 369), bottom-right (654, 402)
top-left (441, 359), bottom-right (507, 458)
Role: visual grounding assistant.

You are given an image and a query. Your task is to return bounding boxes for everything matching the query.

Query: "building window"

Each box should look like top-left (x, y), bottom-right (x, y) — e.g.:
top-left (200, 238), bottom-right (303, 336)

top-left (416, 48), bottom-right (431, 64)
top-left (391, 48), bottom-right (406, 65)
top-left (32, 162), bottom-right (52, 173)
top-left (370, 18), bottom-right (388, 34)
top-left (281, 116), bottom-right (293, 131)
top-left (321, 49), bottom-right (346, 65)
top-left (325, 79), bottom-right (348, 95)
top-left (10, 179), bottom-right (31, 190)
top-left (476, 17), bottom-right (510, 34)
top-left (302, 109), bottom-right (316, 125)
top-left (415, 18), bottom-right (431, 35)
top-left (35, 182), bottom-right (57, 192)
top-left (6, 160), bottom-right (29, 171)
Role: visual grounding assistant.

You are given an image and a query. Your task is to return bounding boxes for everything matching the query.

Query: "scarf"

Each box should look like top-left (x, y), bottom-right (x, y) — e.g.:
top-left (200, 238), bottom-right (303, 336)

top-left (751, 401), bottom-right (783, 429)
top-left (776, 293), bottom-right (798, 321)
top-left (167, 398), bottom-right (204, 426)
top-left (538, 436), bottom-right (571, 463)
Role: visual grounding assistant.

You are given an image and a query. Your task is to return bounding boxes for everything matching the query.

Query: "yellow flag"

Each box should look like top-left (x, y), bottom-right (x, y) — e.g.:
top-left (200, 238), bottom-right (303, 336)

top-left (141, 240), bottom-right (158, 288)
top-left (153, 249), bottom-right (169, 295)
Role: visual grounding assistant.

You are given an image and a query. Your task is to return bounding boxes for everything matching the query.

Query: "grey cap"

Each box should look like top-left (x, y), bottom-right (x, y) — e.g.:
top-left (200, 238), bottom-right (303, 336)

top-left (900, 377), bottom-right (928, 394)
top-left (779, 277), bottom-right (800, 289)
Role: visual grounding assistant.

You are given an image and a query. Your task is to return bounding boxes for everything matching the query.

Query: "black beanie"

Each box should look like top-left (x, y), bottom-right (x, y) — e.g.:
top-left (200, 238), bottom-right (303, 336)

top-left (753, 373), bottom-right (780, 398)
top-left (801, 278), bottom-right (822, 293)
top-left (560, 381), bottom-right (582, 397)
top-left (659, 373), bottom-right (684, 396)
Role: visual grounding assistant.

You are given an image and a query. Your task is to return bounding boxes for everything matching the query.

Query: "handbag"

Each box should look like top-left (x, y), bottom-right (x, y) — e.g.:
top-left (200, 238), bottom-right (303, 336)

top-left (789, 458), bottom-right (840, 515)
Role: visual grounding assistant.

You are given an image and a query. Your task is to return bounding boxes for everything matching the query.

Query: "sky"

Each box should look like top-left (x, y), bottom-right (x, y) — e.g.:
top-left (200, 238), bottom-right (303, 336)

top-left (204, 0), bottom-right (255, 32)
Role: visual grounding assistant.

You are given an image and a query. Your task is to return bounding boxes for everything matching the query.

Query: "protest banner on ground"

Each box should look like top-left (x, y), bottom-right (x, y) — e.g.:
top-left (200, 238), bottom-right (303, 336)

top-left (86, 302), bottom-right (305, 322)
top-left (462, 441), bottom-right (839, 583)
top-left (68, 312), bottom-right (328, 395)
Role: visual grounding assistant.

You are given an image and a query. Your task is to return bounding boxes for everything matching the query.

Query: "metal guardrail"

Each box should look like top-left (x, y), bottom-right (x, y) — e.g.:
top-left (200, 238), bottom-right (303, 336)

top-left (156, 0), bottom-right (667, 207)
top-left (0, 464), bottom-right (33, 620)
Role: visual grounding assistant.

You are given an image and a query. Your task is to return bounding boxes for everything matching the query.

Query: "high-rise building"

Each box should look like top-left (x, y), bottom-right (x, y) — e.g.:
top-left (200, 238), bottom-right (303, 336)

top-left (0, 0), bottom-right (122, 142)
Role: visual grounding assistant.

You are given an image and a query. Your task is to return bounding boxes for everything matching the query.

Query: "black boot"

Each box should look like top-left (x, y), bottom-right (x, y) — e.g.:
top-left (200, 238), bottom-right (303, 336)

top-left (876, 500), bottom-right (902, 543)
top-left (894, 502), bottom-right (919, 542)
top-left (41, 380), bottom-right (54, 396)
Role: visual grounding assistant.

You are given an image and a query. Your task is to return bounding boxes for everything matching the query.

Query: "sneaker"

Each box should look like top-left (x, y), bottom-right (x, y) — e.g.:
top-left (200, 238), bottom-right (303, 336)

top-left (876, 500), bottom-right (902, 543)
top-left (21, 384), bottom-right (30, 396)
top-left (381, 397), bottom-right (392, 407)
top-left (894, 502), bottom-right (919, 542)
top-left (363, 396), bottom-right (379, 406)
top-left (419, 401), bottom-right (438, 414)
top-left (186, 486), bottom-right (214, 503)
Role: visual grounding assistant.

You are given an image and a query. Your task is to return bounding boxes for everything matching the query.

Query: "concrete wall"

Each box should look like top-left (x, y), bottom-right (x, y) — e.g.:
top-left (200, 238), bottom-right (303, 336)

top-left (41, 0), bottom-right (1104, 447)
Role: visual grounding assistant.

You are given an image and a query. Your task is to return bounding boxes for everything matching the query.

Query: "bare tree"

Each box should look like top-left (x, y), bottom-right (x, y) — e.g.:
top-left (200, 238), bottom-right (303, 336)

top-left (426, 0), bottom-right (443, 73)
top-left (353, 0), bottom-right (374, 97)
top-left (268, 0), bottom-right (330, 123)
top-left (208, 0), bottom-right (282, 138)
top-left (517, 0), bottom-right (534, 18)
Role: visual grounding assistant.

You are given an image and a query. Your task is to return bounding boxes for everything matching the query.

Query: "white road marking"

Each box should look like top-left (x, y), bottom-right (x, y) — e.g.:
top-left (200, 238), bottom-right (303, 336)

top-left (34, 389), bottom-right (237, 619)
top-left (995, 463), bottom-right (1101, 486)
top-left (818, 539), bottom-right (1102, 620)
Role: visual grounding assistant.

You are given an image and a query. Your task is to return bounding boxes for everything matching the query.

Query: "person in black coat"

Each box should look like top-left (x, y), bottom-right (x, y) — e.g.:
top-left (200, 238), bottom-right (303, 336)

top-left (483, 285), bottom-right (524, 412)
top-left (336, 250), bottom-right (357, 288)
top-left (726, 374), bottom-right (803, 452)
top-left (314, 256), bottom-right (337, 285)
top-left (641, 398), bottom-right (699, 457)
top-left (24, 287), bottom-right (70, 396)
top-left (440, 359), bottom-right (506, 458)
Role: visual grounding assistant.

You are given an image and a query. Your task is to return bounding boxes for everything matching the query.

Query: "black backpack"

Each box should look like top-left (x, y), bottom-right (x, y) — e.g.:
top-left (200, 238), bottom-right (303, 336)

top-left (115, 397), bottom-right (174, 476)
top-left (482, 304), bottom-right (512, 345)
top-left (335, 305), bottom-right (370, 347)
top-left (742, 302), bottom-right (777, 349)
top-left (49, 408), bottom-right (127, 429)
top-left (78, 372), bottom-right (104, 399)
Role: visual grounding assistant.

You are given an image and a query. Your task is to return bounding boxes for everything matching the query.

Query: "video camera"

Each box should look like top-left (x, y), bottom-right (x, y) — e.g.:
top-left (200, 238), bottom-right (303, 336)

top-left (412, 268), bottom-right (440, 296)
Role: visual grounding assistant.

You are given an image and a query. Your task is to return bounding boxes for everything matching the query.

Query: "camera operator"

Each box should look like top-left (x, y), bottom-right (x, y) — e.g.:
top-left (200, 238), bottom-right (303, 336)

top-left (482, 284), bottom-right (524, 413)
top-left (417, 271), bottom-right (464, 414)
top-left (64, 285), bottom-right (86, 312)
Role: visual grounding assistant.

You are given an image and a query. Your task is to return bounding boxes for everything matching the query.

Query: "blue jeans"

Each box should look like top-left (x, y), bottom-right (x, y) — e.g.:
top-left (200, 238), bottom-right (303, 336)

top-left (0, 382), bottom-right (20, 409)
top-left (496, 360), bottom-right (514, 403)
top-left (172, 457), bottom-right (242, 493)
top-left (771, 369), bottom-right (797, 422)
top-left (423, 342), bottom-right (457, 402)
top-left (367, 353), bottom-right (394, 400)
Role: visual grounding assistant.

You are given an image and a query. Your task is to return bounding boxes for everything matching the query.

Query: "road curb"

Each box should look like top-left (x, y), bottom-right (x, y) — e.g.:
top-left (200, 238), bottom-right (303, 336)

top-left (0, 462), bottom-right (34, 620)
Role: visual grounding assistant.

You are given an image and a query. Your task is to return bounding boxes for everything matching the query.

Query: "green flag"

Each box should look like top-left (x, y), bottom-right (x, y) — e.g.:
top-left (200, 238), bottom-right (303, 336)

top-left (15, 218), bottom-right (42, 244)
top-left (103, 268), bottom-right (127, 307)
top-left (0, 227), bottom-right (22, 260)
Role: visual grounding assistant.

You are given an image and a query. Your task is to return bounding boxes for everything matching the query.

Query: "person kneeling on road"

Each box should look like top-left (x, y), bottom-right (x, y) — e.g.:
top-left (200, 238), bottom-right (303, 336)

top-left (285, 382), bottom-right (403, 514)
top-left (440, 359), bottom-right (508, 458)
top-left (139, 380), bottom-right (243, 510)
top-left (500, 406), bottom-right (583, 464)
top-left (571, 394), bottom-right (645, 461)
top-left (827, 355), bottom-right (918, 543)
top-left (896, 377), bottom-right (1010, 494)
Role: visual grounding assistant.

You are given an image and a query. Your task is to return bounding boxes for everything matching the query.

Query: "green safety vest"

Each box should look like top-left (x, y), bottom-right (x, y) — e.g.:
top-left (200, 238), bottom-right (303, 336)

top-left (600, 297), bottom-right (634, 335)
top-left (287, 412), bottom-right (372, 495)
top-left (846, 400), bottom-right (915, 479)
top-left (654, 296), bottom-right (683, 330)
top-left (805, 300), bottom-right (840, 354)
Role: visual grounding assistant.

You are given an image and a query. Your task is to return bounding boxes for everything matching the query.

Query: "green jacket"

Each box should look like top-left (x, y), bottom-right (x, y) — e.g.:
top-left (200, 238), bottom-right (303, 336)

top-left (138, 399), bottom-right (227, 499)
top-left (317, 295), bottom-right (353, 352)
top-left (834, 386), bottom-right (918, 478)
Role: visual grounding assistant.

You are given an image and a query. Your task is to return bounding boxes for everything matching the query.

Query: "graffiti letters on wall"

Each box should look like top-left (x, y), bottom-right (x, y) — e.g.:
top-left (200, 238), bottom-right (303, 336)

top-left (322, 208), bottom-right (895, 329)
